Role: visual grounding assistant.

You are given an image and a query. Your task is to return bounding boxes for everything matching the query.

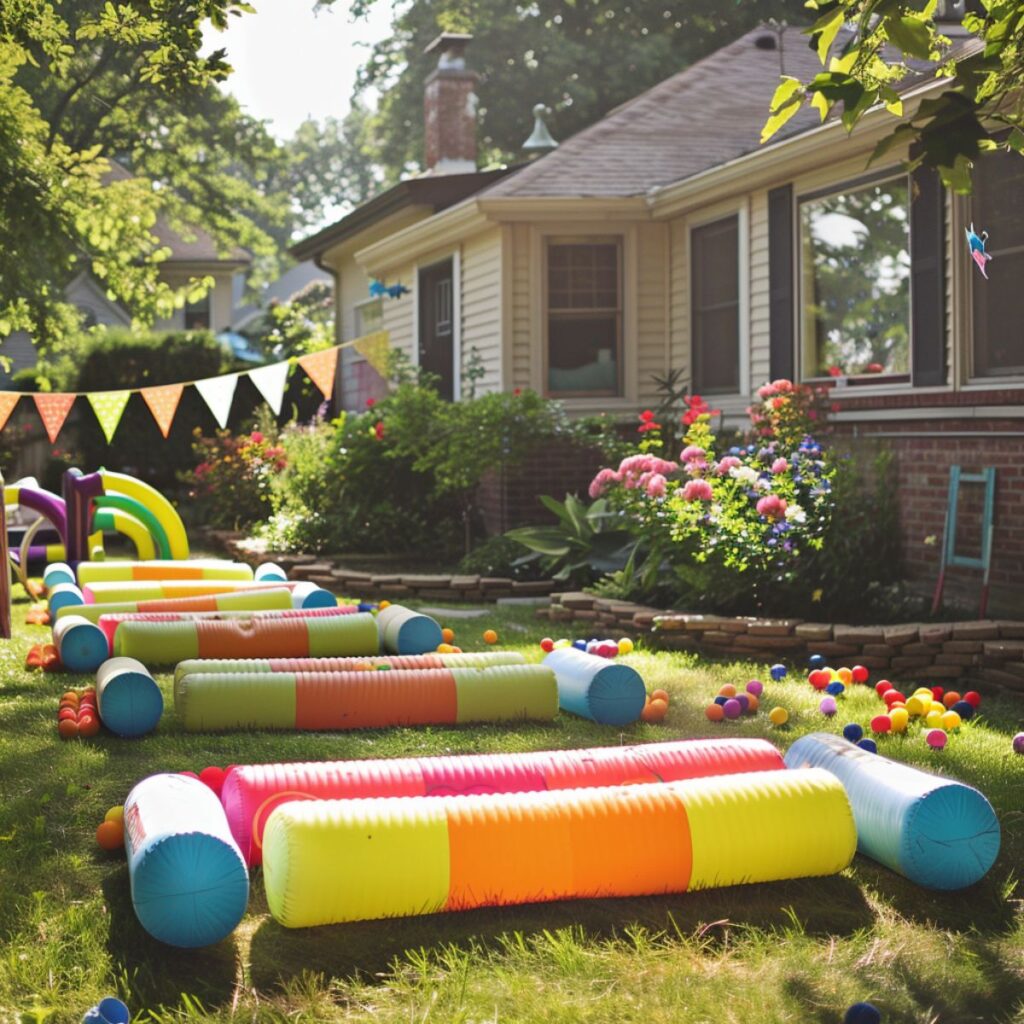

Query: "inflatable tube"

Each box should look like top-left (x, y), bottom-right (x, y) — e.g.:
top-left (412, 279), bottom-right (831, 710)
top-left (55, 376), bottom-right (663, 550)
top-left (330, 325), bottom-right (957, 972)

top-left (55, 586), bottom-right (297, 623)
top-left (221, 737), bottom-right (786, 865)
top-left (43, 562), bottom-right (76, 588)
top-left (92, 495), bottom-right (171, 560)
top-left (53, 614), bottom-right (109, 673)
top-left (255, 562), bottom-right (288, 582)
top-left (785, 733), bottom-right (1000, 890)
top-left (375, 603), bottom-right (443, 655)
top-left (98, 605), bottom-right (357, 651)
top-left (175, 663), bottom-right (558, 732)
top-left (93, 508), bottom-right (157, 561)
top-left (96, 656), bottom-right (164, 737)
top-left (78, 559), bottom-right (255, 584)
top-left (290, 581), bottom-right (338, 609)
top-left (4, 483), bottom-right (67, 541)
top-left (262, 767), bottom-right (855, 927)
top-left (80, 579), bottom-right (315, 603)
top-left (48, 581), bottom-right (85, 614)
top-left (123, 773), bottom-right (248, 947)
top-left (114, 611), bottom-right (380, 664)
top-left (543, 647), bottom-right (647, 725)
top-left (98, 470), bottom-right (189, 560)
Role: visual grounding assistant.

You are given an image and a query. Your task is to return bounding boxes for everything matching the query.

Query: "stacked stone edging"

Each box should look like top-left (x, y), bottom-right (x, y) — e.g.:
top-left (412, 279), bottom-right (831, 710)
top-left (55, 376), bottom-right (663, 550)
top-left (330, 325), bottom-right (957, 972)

top-left (538, 592), bottom-right (1024, 693)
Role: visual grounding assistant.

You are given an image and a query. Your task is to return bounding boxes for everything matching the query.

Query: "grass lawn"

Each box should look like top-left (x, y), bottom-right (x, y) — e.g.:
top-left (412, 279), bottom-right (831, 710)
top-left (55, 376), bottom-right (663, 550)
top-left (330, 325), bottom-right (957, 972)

top-left (1, 588), bottom-right (1023, 1024)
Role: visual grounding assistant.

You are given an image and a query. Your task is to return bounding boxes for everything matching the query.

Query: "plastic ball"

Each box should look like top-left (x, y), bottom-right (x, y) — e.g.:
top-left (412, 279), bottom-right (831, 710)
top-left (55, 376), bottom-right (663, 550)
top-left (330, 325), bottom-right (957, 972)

top-left (929, 700), bottom-right (946, 714)
top-left (943, 691), bottom-right (962, 709)
top-left (889, 707), bottom-right (909, 732)
top-left (746, 680), bottom-right (764, 697)
top-left (722, 698), bottom-right (743, 720)
top-left (870, 714), bottom-right (892, 734)
top-left (554, 638), bottom-right (571, 649)
top-left (842, 723), bottom-right (864, 744)
top-left (857, 739), bottom-right (878, 754)
top-left (104, 806), bottom-right (124, 823)
top-left (586, 641), bottom-right (600, 654)
top-left (357, 602), bottom-right (374, 612)
top-left (199, 766), bottom-right (226, 795)
top-left (650, 689), bottom-right (670, 704)
top-left (713, 695), bottom-right (729, 706)
top-left (1012, 733), bottom-right (1024, 754)
top-left (883, 690), bottom-right (906, 706)
top-left (744, 693), bottom-right (759, 714)
top-left (719, 683), bottom-right (737, 698)
top-left (941, 710), bottom-right (962, 731)
top-left (931, 686), bottom-right (944, 701)
top-left (925, 710), bottom-right (944, 729)
top-left (951, 700), bottom-right (974, 721)
top-left (618, 637), bottom-right (634, 655)
top-left (96, 819), bottom-right (124, 851)
top-left (61, 690), bottom-right (79, 705)
top-left (769, 706), bottom-right (789, 726)
top-left (808, 670), bottom-right (829, 690)
top-left (875, 680), bottom-right (893, 696)
top-left (734, 694), bottom-right (750, 712)
top-left (58, 707), bottom-right (77, 722)
top-left (963, 690), bottom-right (981, 709)
top-left (441, 627), bottom-right (455, 644)
top-left (926, 728), bottom-right (948, 749)
top-left (843, 1001), bottom-right (882, 1024)
top-left (57, 718), bottom-right (79, 739)
top-left (77, 715), bottom-right (100, 738)
top-left (851, 665), bottom-right (870, 684)
top-left (378, 600), bottom-right (391, 610)
top-left (539, 637), bottom-right (555, 653)
top-left (642, 698), bottom-right (668, 724)
top-left (837, 667), bottom-right (853, 686)
top-left (572, 639), bottom-right (587, 651)
top-left (826, 681), bottom-right (846, 697)
top-left (705, 703), bottom-right (725, 722)
top-left (436, 643), bottom-right (455, 654)
top-left (819, 696), bottom-right (837, 717)
top-left (809, 654), bottom-right (826, 670)
top-left (598, 642), bottom-right (619, 658)
top-left (770, 664), bottom-right (787, 681)
top-left (483, 629), bottom-right (498, 645)
top-left (905, 696), bottom-right (927, 718)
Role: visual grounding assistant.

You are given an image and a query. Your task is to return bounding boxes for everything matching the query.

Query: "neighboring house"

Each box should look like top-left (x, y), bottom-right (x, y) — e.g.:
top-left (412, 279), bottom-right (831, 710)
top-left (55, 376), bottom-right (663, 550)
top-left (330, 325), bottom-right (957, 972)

top-left (295, 25), bottom-right (1024, 608)
top-left (230, 260), bottom-right (333, 334)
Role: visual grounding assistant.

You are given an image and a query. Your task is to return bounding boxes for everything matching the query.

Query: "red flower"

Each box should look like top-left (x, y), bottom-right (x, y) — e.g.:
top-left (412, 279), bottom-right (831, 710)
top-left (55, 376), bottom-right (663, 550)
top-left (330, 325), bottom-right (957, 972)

top-left (374, 421), bottom-right (385, 440)
top-left (865, 362), bottom-right (884, 374)
top-left (250, 431), bottom-right (264, 444)
top-left (827, 366), bottom-right (843, 378)
top-left (640, 409), bottom-right (655, 422)
top-left (366, 397), bottom-right (376, 408)
top-left (513, 388), bottom-right (522, 396)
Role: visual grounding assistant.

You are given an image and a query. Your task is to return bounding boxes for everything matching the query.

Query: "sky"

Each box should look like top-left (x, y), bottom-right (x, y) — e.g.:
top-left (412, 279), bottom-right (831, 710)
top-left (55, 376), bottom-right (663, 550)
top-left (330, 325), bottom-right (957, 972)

top-left (203, 1), bottom-right (397, 140)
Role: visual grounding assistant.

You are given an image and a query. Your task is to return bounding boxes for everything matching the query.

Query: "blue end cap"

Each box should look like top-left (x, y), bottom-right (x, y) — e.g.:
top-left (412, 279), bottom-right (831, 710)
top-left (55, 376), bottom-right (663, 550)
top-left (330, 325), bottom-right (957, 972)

top-left (585, 663), bottom-right (646, 725)
top-left (299, 587), bottom-right (338, 609)
top-left (395, 615), bottom-right (443, 655)
top-left (100, 673), bottom-right (163, 738)
top-left (59, 623), bottom-right (109, 673)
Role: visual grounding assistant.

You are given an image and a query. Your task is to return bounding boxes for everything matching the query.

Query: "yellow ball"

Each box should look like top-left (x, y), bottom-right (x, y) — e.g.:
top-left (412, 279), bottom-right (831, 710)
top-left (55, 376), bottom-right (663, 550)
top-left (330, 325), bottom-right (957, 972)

top-left (837, 667), bottom-right (853, 686)
top-left (828, 668), bottom-right (840, 681)
top-left (905, 696), bottom-right (926, 717)
top-left (914, 687), bottom-right (933, 698)
top-left (930, 701), bottom-right (945, 714)
top-left (618, 637), bottom-right (634, 655)
top-left (378, 600), bottom-right (391, 610)
top-left (941, 710), bottom-right (962, 731)
top-left (925, 710), bottom-right (945, 728)
top-left (436, 643), bottom-right (454, 654)
top-left (104, 805), bottom-right (124, 823)
top-left (889, 707), bottom-right (910, 732)
top-left (769, 707), bottom-right (789, 726)
top-left (554, 638), bottom-right (571, 649)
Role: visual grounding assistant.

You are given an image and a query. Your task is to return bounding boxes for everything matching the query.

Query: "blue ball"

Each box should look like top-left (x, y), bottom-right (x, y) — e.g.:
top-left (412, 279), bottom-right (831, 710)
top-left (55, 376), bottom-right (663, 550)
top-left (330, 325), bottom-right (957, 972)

top-left (573, 639), bottom-right (588, 651)
top-left (714, 695), bottom-right (729, 706)
top-left (809, 654), bottom-right (826, 670)
top-left (770, 663), bottom-right (787, 680)
top-left (951, 700), bottom-right (974, 721)
top-left (844, 1002), bottom-right (881, 1024)
top-left (843, 723), bottom-right (864, 744)
top-left (357, 602), bottom-right (374, 612)
top-left (857, 738), bottom-right (878, 754)
top-left (826, 681), bottom-right (846, 696)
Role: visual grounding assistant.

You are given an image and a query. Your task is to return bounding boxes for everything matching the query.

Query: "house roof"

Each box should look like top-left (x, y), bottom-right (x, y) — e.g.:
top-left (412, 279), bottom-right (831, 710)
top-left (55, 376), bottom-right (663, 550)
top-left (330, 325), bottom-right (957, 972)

top-left (289, 168), bottom-right (518, 262)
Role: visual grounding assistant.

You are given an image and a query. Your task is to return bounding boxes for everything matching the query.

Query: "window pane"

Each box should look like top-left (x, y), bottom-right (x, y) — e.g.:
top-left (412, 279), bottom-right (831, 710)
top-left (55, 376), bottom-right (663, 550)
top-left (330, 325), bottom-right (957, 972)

top-left (800, 179), bottom-right (910, 376)
top-left (548, 314), bottom-right (618, 394)
top-left (692, 215), bottom-right (739, 394)
top-left (185, 291), bottom-right (211, 331)
top-left (355, 299), bottom-right (382, 335)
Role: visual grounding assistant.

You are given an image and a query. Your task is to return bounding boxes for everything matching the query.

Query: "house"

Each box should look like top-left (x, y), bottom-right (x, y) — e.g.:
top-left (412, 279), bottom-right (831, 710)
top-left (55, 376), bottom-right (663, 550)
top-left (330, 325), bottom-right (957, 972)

top-left (295, 25), bottom-right (1024, 610)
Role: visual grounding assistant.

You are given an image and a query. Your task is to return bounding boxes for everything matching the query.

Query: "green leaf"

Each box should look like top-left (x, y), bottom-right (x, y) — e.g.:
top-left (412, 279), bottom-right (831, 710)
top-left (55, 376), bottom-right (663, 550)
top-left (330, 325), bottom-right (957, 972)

top-left (811, 6), bottom-right (845, 63)
top-left (504, 526), bottom-right (571, 557)
top-left (884, 14), bottom-right (934, 61)
top-left (761, 76), bottom-right (804, 143)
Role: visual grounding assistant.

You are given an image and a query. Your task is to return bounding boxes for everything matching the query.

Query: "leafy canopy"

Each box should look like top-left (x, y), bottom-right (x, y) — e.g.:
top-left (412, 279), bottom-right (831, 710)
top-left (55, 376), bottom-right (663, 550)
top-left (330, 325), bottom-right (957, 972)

top-left (761, 0), bottom-right (1024, 191)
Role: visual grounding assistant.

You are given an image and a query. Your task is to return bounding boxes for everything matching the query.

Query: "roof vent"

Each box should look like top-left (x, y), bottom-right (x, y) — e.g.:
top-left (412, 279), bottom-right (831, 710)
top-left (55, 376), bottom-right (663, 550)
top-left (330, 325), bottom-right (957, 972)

top-left (523, 104), bottom-right (558, 156)
top-left (754, 34), bottom-right (778, 50)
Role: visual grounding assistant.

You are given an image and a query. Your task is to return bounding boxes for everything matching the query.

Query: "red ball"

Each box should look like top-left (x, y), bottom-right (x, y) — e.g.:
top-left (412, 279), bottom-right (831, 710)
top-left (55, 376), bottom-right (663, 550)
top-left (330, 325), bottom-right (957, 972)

top-left (870, 714), bottom-right (892, 734)
top-left (851, 665), bottom-right (870, 684)
top-left (199, 766), bottom-right (226, 795)
top-left (808, 670), bottom-right (829, 690)
top-left (963, 691), bottom-right (981, 708)
top-left (931, 686), bottom-right (944, 701)
top-left (875, 680), bottom-right (893, 696)
top-left (539, 637), bottom-right (555, 653)
top-left (883, 690), bottom-right (906, 706)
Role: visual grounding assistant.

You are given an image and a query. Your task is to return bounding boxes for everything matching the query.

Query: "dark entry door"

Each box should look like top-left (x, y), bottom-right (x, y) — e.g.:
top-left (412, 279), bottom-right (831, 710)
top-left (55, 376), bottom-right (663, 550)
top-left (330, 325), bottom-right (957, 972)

top-left (418, 258), bottom-right (455, 400)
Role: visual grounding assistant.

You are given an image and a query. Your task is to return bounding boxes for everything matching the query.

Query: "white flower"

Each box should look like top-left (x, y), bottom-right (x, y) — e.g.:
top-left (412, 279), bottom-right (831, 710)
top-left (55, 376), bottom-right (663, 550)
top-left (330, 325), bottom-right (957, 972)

top-left (729, 465), bottom-right (759, 485)
top-left (754, 477), bottom-right (772, 492)
top-left (785, 503), bottom-right (807, 524)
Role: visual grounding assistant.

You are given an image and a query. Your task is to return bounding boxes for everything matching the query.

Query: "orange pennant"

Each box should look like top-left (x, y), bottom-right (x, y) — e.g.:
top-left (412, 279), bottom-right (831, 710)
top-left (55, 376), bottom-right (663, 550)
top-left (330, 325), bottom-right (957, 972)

top-left (141, 383), bottom-right (184, 438)
top-left (33, 393), bottom-right (76, 444)
top-left (297, 346), bottom-right (339, 401)
top-left (0, 392), bottom-right (20, 431)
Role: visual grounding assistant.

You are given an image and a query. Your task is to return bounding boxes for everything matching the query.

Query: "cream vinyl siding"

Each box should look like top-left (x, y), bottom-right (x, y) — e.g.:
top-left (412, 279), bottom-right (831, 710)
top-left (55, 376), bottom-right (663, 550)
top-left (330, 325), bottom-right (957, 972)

top-left (748, 190), bottom-right (771, 388)
top-left (460, 227), bottom-right (503, 393)
top-left (510, 223), bottom-right (533, 389)
top-left (668, 218), bottom-right (690, 383)
top-left (636, 221), bottom-right (670, 405)
top-left (377, 260), bottom-right (416, 364)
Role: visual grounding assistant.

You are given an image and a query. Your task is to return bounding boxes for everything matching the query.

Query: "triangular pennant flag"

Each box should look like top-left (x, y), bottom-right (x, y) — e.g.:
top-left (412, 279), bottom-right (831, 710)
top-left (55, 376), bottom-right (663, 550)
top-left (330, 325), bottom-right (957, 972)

top-left (353, 331), bottom-right (391, 377)
top-left (87, 390), bottom-right (131, 444)
top-left (248, 360), bottom-right (291, 416)
top-left (298, 346), bottom-right (339, 400)
top-left (0, 392), bottom-right (20, 432)
top-left (195, 373), bottom-right (238, 429)
top-left (141, 383), bottom-right (184, 438)
top-left (33, 393), bottom-right (76, 444)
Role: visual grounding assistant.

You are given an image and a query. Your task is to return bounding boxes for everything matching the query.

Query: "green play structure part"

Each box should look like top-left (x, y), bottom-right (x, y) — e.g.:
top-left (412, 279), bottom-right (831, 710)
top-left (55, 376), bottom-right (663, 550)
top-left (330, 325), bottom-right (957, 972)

top-left (93, 495), bottom-right (172, 559)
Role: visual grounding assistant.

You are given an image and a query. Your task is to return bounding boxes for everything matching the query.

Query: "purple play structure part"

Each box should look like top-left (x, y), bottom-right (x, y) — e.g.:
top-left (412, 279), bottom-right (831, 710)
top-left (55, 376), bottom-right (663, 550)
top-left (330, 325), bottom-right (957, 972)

top-left (9, 484), bottom-right (67, 540)
top-left (64, 469), bottom-right (105, 566)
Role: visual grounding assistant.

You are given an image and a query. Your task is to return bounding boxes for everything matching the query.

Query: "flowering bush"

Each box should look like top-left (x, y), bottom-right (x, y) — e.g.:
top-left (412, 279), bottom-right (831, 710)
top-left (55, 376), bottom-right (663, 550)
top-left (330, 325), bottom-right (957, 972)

top-left (183, 426), bottom-right (286, 530)
top-left (590, 380), bottom-right (837, 597)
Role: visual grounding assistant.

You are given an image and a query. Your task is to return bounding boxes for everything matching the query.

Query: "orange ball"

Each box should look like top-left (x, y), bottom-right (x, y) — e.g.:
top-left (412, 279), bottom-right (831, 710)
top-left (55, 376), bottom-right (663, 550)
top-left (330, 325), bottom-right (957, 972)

top-left (650, 689), bottom-right (670, 704)
top-left (95, 819), bottom-right (124, 851)
top-left (57, 718), bottom-right (79, 739)
top-left (943, 691), bottom-right (962, 709)
top-left (441, 627), bottom-right (455, 644)
top-left (719, 683), bottom-right (737, 698)
top-left (58, 707), bottom-right (77, 722)
top-left (837, 667), bottom-right (853, 686)
top-left (482, 629), bottom-right (498, 645)
top-left (744, 693), bottom-right (759, 713)
top-left (641, 698), bottom-right (668, 723)
top-left (705, 703), bottom-right (725, 722)
top-left (61, 691), bottom-right (79, 705)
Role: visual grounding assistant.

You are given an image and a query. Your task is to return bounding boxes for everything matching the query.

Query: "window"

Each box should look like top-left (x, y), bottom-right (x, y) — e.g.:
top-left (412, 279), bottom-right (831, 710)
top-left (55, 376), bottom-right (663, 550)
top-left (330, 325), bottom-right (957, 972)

top-left (691, 215), bottom-right (740, 394)
top-left (799, 176), bottom-right (910, 378)
top-left (355, 297), bottom-right (382, 336)
top-left (971, 150), bottom-right (1024, 377)
top-left (546, 240), bottom-right (621, 396)
top-left (184, 291), bottom-right (211, 331)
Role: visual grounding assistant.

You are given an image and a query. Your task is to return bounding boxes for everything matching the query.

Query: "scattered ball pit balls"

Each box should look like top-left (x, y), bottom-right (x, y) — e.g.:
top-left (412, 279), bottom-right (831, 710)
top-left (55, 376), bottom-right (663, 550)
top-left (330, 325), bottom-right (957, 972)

top-left (650, 689), bottom-right (669, 704)
top-left (722, 699), bottom-right (743, 720)
top-left (539, 637), bottom-right (555, 653)
top-left (926, 728), bottom-right (948, 750)
top-left (483, 629), bottom-right (498, 645)
top-left (930, 686), bottom-right (944, 702)
top-left (768, 706), bottom-right (789, 726)
top-left (572, 639), bottom-right (588, 651)
top-left (870, 714), bottom-right (892, 734)
top-left (825, 681), bottom-right (845, 697)
top-left (441, 627), bottom-right (455, 644)
top-left (744, 693), bottom-right (759, 713)
top-left (719, 683), bottom-right (737, 698)
top-left (436, 643), bottom-right (456, 655)
top-left (844, 1001), bottom-right (882, 1024)
top-left (851, 665), bottom-right (870, 684)
top-left (1012, 733), bottom-right (1024, 754)
top-left (875, 680), bottom-right (893, 696)
top-left (963, 690), bottom-right (981, 708)
top-left (641, 698), bottom-right (668, 724)
top-left (378, 600), bottom-right (391, 610)
top-left (836, 667), bottom-right (853, 687)
top-left (554, 638), bottom-right (571, 649)
top-left (925, 710), bottom-right (945, 729)
top-left (808, 654), bottom-right (826, 670)
top-left (96, 818), bottom-right (124, 851)
top-left (705, 704), bottom-right (725, 722)
top-left (819, 696), bottom-right (837, 717)
top-left (843, 723), bottom-right (864, 744)
top-left (857, 738), bottom-right (878, 753)
top-left (618, 637), bottom-right (634, 655)
top-left (943, 691), bottom-right (962, 709)
top-left (905, 696), bottom-right (927, 717)
top-left (951, 700), bottom-right (974, 721)
top-left (199, 766), bottom-right (226, 796)
top-left (746, 680), bottom-right (764, 697)
top-left (770, 664), bottom-right (787, 681)
top-left (889, 707), bottom-right (909, 733)
top-left (104, 805), bottom-right (124, 824)
top-left (941, 710), bottom-right (962, 731)
top-left (713, 695), bottom-right (728, 706)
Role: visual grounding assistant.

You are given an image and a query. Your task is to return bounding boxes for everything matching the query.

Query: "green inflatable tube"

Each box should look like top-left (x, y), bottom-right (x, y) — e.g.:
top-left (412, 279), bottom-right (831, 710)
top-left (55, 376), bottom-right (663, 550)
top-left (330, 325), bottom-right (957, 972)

top-left (93, 495), bottom-right (172, 559)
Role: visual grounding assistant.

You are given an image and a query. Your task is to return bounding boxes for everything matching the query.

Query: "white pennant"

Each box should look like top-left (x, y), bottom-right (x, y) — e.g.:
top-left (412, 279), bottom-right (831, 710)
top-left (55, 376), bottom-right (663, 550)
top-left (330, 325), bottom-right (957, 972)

top-left (248, 360), bottom-right (291, 416)
top-left (195, 373), bottom-right (239, 429)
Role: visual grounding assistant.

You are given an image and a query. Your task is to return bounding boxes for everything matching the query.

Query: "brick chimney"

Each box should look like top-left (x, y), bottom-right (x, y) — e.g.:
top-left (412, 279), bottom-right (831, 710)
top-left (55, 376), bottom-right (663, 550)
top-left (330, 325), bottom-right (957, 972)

top-left (423, 33), bottom-right (478, 175)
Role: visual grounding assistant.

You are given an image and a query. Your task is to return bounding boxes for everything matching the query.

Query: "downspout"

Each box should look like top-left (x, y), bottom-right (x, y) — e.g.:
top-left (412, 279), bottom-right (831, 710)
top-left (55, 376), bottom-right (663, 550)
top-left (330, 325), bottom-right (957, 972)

top-left (313, 252), bottom-right (343, 417)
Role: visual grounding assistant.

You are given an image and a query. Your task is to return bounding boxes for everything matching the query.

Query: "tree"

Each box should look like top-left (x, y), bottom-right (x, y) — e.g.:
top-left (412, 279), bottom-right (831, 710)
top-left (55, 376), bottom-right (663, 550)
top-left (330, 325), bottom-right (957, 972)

top-left (761, 0), bottom-right (1024, 192)
top-left (0, 0), bottom-right (287, 351)
top-left (328, 0), bottom-right (808, 180)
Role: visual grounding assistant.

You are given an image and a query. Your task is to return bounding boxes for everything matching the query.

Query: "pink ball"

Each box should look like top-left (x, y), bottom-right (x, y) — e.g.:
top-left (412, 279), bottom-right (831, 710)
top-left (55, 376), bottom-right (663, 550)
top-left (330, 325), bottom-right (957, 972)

top-left (746, 680), bottom-right (764, 697)
top-left (1013, 732), bottom-right (1024, 754)
top-left (599, 642), bottom-right (619, 658)
top-left (926, 729), bottom-right (948, 750)
top-left (819, 696), bottom-right (837, 716)
top-left (722, 698), bottom-right (743, 719)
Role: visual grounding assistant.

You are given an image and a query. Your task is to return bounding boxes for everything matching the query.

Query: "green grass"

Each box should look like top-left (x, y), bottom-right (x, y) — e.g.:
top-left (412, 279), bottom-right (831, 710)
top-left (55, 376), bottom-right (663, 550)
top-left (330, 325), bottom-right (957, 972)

top-left (1, 589), bottom-right (1023, 1024)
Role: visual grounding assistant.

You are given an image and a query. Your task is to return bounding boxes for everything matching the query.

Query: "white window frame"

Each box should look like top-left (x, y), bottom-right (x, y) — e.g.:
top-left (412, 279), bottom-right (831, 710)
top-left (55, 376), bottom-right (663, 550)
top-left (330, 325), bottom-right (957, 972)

top-left (353, 295), bottom-right (383, 340)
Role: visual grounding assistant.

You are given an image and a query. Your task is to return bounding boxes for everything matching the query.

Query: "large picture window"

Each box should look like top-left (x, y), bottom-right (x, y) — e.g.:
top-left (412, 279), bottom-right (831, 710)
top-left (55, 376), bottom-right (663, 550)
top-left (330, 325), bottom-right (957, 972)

top-left (546, 240), bottom-right (621, 396)
top-left (800, 176), bottom-right (910, 378)
top-left (971, 150), bottom-right (1024, 377)
top-left (691, 214), bottom-right (740, 394)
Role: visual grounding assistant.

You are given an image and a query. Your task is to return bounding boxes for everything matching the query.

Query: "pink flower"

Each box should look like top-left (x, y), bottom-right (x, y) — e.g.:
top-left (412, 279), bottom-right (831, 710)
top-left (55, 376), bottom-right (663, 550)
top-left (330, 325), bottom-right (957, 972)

top-left (250, 431), bottom-right (264, 444)
top-left (639, 409), bottom-right (655, 422)
top-left (374, 421), bottom-right (385, 440)
top-left (756, 494), bottom-right (788, 520)
top-left (758, 383), bottom-right (775, 399)
top-left (685, 460), bottom-right (709, 476)
top-left (681, 445), bottom-right (706, 463)
top-left (682, 479), bottom-right (713, 502)
top-left (366, 398), bottom-right (376, 408)
top-left (771, 458), bottom-right (789, 474)
top-left (827, 366), bottom-right (843, 378)
top-left (645, 473), bottom-right (667, 498)
top-left (717, 456), bottom-right (741, 475)
top-left (588, 468), bottom-right (621, 499)
top-left (770, 379), bottom-right (794, 394)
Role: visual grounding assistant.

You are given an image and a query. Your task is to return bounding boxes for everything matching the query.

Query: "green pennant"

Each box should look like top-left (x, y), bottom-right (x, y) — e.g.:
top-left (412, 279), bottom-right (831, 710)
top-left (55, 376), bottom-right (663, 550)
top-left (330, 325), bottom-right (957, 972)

top-left (87, 390), bottom-right (131, 443)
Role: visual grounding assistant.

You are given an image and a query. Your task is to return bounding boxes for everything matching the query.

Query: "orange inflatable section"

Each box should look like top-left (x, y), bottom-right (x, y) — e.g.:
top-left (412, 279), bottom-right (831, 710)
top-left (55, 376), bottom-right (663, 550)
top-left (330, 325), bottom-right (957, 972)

top-left (195, 617), bottom-right (307, 659)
